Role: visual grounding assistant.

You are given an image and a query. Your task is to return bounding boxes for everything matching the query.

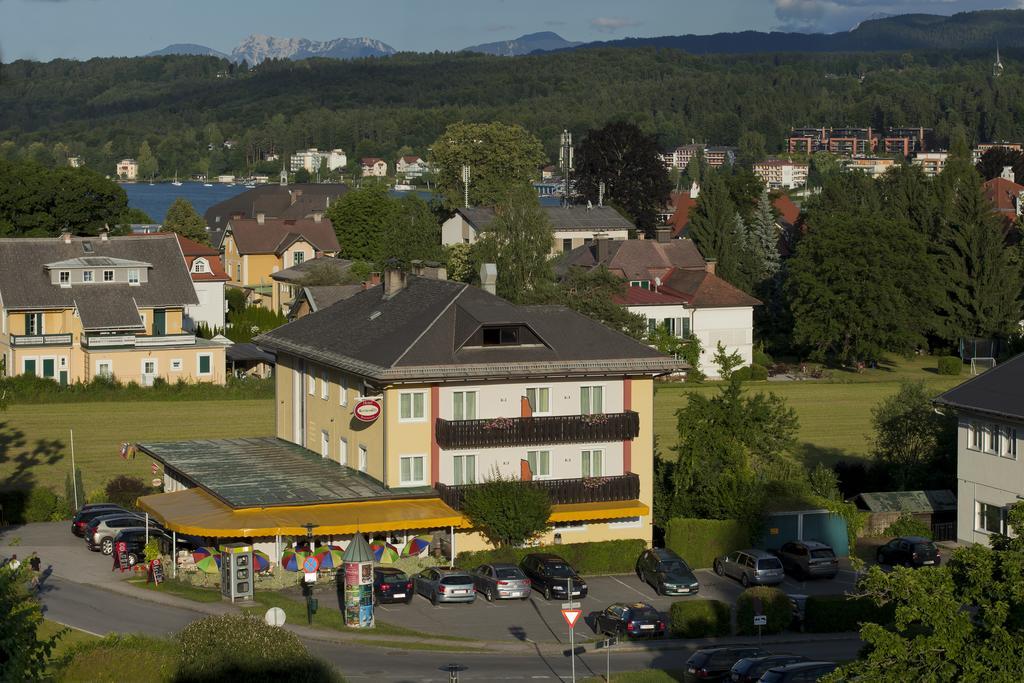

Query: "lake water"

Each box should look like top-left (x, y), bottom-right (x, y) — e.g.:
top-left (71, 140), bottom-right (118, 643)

top-left (121, 182), bottom-right (248, 223)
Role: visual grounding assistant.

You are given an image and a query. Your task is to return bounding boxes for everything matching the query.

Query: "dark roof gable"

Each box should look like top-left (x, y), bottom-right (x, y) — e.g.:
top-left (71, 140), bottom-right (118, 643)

top-left (934, 353), bottom-right (1024, 421)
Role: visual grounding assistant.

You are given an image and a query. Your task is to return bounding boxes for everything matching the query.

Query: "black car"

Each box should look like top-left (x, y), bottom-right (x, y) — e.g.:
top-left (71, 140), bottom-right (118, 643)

top-left (759, 661), bottom-right (837, 682)
top-left (373, 567), bottom-right (414, 604)
top-left (684, 646), bottom-right (768, 683)
top-left (113, 528), bottom-right (201, 561)
top-left (519, 553), bottom-right (588, 601)
top-left (71, 504), bottom-right (127, 537)
top-left (593, 602), bottom-right (665, 639)
top-left (636, 547), bottom-right (700, 596)
top-left (729, 654), bottom-right (807, 683)
top-left (876, 536), bottom-right (941, 568)
top-left (774, 541), bottom-right (839, 580)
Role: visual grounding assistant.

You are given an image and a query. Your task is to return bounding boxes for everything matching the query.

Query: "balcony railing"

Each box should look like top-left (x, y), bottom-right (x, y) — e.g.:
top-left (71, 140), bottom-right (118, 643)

top-left (435, 411), bottom-right (640, 449)
top-left (436, 472), bottom-right (640, 511)
top-left (81, 334), bottom-right (196, 349)
top-left (10, 333), bottom-right (73, 347)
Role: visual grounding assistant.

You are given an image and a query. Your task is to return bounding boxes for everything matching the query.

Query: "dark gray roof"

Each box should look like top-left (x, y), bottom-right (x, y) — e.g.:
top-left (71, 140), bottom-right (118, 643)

top-left (934, 353), bottom-right (1024, 421)
top-left (270, 256), bottom-right (353, 284)
top-left (138, 437), bottom-right (434, 508)
top-left (225, 343), bottom-right (276, 364)
top-left (852, 490), bottom-right (957, 514)
top-left (458, 205), bottom-right (635, 233)
top-left (74, 287), bottom-right (144, 330)
top-left (0, 235), bottom-right (198, 318)
top-left (204, 183), bottom-right (348, 247)
top-left (257, 275), bottom-right (681, 382)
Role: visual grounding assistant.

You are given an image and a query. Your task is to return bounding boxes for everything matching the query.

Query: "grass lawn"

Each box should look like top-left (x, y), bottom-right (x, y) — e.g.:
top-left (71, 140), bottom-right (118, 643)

top-left (128, 576), bottom-right (223, 603)
top-left (0, 399), bottom-right (274, 495)
top-left (655, 355), bottom-right (964, 467)
top-left (38, 618), bottom-right (99, 666)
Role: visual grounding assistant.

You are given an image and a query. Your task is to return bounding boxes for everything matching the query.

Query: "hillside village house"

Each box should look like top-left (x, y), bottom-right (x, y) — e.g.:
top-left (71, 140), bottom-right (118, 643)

top-left (0, 232), bottom-right (225, 385)
top-left (115, 158), bottom-right (138, 181)
top-left (559, 234), bottom-right (759, 377)
top-left (220, 214), bottom-right (340, 312)
top-left (204, 183), bottom-right (348, 249)
top-left (441, 205), bottom-right (634, 255)
top-left (361, 158), bottom-right (388, 177)
top-left (395, 156), bottom-right (428, 178)
top-left (982, 170), bottom-right (1024, 231)
top-left (934, 354), bottom-right (1024, 546)
top-left (290, 148), bottom-right (347, 173)
top-left (269, 255), bottom-right (353, 314)
top-left (136, 267), bottom-right (678, 558)
top-left (173, 234), bottom-right (229, 332)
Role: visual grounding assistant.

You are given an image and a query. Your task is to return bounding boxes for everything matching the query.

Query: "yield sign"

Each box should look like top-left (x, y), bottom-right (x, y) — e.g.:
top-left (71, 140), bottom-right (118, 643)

top-left (561, 608), bottom-right (582, 629)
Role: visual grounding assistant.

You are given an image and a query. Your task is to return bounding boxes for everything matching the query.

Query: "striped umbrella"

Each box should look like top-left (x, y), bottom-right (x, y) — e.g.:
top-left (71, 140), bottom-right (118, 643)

top-left (192, 547), bottom-right (218, 563)
top-left (370, 541), bottom-right (400, 564)
top-left (252, 550), bottom-right (271, 573)
top-left (195, 553), bottom-right (221, 574)
top-left (401, 535), bottom-right (432, 557)
top-left (280, 549), bottom-right (310, 572)
top-left (314, 548), bottom-right (345, 570)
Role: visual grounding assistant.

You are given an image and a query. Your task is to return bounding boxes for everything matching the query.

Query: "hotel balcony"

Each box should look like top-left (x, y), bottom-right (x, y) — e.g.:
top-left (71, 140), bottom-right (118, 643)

top-left (434, 411), bottom-right (640, 450)
top-left (81, 334), bottom-right (197, 349)
top-left (10, 333), bottom-right (73, 347)
top-left (436, 472), bottom-right (640, 511)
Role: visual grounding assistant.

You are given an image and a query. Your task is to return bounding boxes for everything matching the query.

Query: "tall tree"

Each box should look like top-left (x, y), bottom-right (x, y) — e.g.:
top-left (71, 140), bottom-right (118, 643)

top-left (747, 192), bottom-right (781, 281)
top-left (737, 130), bottom-right (767, 168)
top-left (430, 122), bottom-right (545, 209)
top-left (326, 183), bottom-right (397, 263)
top-left (573, 121), bottom-right (672, 235)
top-left (472, 184), bottom-right (553, 303)
top-left (976, 145), bottom-right (1024, 181)
top-left (687, 172), bottom-right (748, 287)
top-left (870, 381), bottom-right (957, 490)
top-left (162, 198), bottom-right (209, 244)
top-left (137, 141), bottom-right (158, 180)
top-left (380, 194), bottom-right (445, 265)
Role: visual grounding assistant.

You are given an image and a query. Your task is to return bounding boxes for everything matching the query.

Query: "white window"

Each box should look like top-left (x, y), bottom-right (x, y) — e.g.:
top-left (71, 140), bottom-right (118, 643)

top-left (453, 454), bottom-right (477, 485)
top-left (25, 313), bottom-right (43, 336)
top-left (82, 270), bottom-right (94, 283)
top-left (527, 450), bottom-right (551, 478)
top-left (358, 445), bottom-right (368, 473)
top-left (192, 259), bottom-right (208, 273)
top-left (95, 360), bottom-right (113, 377)
top-left (580, 386), bottom-right (604, 415)
top-left (581, 449), bottom-right (604, 478)
top-left (1003, 427), bottom-right (1018, 459)
top-left (339, 375), bottom-right (348, 406)
top-left (293, 251), bottom-right (305, 266)
top-left (339, 437), bottom-right (348, 466)
top-left (197, 353), bottom-right (212, 376)
top-left (969, 423), bottom-right (982, 451)
top-left (526, 387), bottom-right (550, 415)
top-left (400, 391), bottom-right (426, 422)
top-left (399, 455), bottom-right (426, 485)
top-left (977, 501), bottom-right (1007, 535)
top-left (453, 391), bottom-right (477, 420)
top-left (609, 516), bottom-right (643, 529)
top-left (554, 521), bottom-right (587, 532)
top-left (321, 430), bottom-right (330, 458)
top-left (987, 424), bottom-right (1001, 454)
top-left (170, 358), bottom-right (183, 371)
top-left (308, 370), bottom-right (316, 395)
top-left (320, 371), bottom-right (329, 400)
top-left (59, 271), bottom-right (70, 285)
top-left (128, 269), bottom-right (140, 285)
top-left (103, 270), bottom-right (114, 282)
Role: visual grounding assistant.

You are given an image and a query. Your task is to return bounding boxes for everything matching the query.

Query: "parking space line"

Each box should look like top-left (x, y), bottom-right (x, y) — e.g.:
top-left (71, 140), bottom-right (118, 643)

top-left (609, 575), bottom-right (654, 600)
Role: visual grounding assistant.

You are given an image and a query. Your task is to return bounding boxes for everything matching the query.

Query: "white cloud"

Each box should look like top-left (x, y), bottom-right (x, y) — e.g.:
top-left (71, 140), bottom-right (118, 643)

top-left (590, 16), bottom-right (642, 33)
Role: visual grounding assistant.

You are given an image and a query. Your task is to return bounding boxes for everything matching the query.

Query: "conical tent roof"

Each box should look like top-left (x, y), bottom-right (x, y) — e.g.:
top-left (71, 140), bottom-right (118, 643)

top-left (342, 533), bottom-right (374, 563)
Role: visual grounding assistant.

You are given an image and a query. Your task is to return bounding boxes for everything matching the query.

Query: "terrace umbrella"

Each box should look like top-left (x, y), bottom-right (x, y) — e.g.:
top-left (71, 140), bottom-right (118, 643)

top-left (401, 535), bottom-right (432, 557)
top-left (252, 550), bottom-right (271, 573)
top-left (314, 548), bottom-right (345, 570)
top-left (370, 541), bottom-right (400, 564)
top-left (194, 553), bottom-right (221, 574)
top-left (280, 549), bottom-right (310, 572)
top-left (192, 547), bottom-right (218, 563)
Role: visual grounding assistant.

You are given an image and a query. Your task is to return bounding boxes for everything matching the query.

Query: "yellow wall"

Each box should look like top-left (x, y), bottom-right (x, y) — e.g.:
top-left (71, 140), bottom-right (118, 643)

top-left (455, 519), bottom-right (650, 554)
top-left (82, 345), bottom-right (225, 384)
top-left (384, 384), bottom-right (433, 488)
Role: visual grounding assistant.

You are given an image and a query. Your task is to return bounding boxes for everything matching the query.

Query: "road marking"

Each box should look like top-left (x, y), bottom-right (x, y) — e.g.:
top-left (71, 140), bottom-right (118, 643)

top-left (610, 575), bottom-right (651, 600)
top-left (46, 619), bottom-right (105, 638)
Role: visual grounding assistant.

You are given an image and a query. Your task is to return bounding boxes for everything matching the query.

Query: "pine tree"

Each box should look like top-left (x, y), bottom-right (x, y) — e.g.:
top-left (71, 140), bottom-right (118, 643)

top-left (162, 198), bottom-right (208, 244)
top-left (748, 192), bottom-right (781, 280)
top-left (688, 173), bottom-right (736, 266)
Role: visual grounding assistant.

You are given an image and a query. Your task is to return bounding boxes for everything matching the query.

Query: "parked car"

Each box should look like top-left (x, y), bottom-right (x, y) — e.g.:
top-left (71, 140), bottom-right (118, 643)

top-left (520, 553), bottom-right (588, 601)
top-left (729, 654), bottom-right (807, 682)
top-left (471, 563), bottom-right (531, 601)
top-left (774, 541), bottom-right (839, 580)
top-left (876, 536), bottom-right (941, 568)
top-left (413, 567), bottom-right (476, 606)
top-left (684, 646), bottom-right (768, 682)
top-left (373, 567), bottom-right (414, 604)
top-left (113, 528), bottom-right (201, 563)
top-left (758, 661), bottom-right (837, 682)
top-left (593, 602), bottom-right (665, 639)
top-left (636, 547), bottom-right (700, 596)
top-left (713, 549), bottom-right (785, 587)
top-left (70, 505), bottom-right (127, 537)
top-left (85, 513), bottom-right (154, 554)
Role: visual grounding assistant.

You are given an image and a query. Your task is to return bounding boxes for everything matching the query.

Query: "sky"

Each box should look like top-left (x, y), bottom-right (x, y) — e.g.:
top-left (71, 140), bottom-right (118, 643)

top-left (0, 0), bottom-right (1021, 61)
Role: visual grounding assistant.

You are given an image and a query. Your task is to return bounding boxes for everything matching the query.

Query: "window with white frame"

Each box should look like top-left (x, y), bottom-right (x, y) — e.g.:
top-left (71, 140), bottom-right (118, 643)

top-left (400, 455), bottom-right (425, 485)
top-left (986, 424), bottom-right (1001, 454)
top-left (527, 450), bottom-right (551, 478)
top-left (59, 271), bottom-right (70, 285)
top-left (82, 270), bottom-right (94, 282)
top-left (399, 391), bottom-right (426, 421)
top-left (170, 359), bottom-right (183, 371)
top-left (128, 269), bottom-right (140, 285)
top-left (339, 375), bottom-right (348, 406)
top-left (1003, 427), bottom-right (1018, 459)
top-left (358, 445), bottom-right (368, 472)
top-left (453, 454), bottom-right (476, 485)
top-left (197, 354), bottom-right (212, 375)
top-left (969, 422), bottom-right (982, 451)
top-left (95, 360), bottom-right (113, 378)
top-left (320, 371), bottom-right (329, 400)
top-left (308, 370), bottom-right (316, 395)
top-left (977, 501), bottom-right (1007, 534)
top-left (321, 430), bottom-right (330, 458)
top-left (453, 391), bottom-right (477, 420)
top-left (339, 437), bottom-right (348, 466)
top-left (580, 386), bottom-right (604, 415)
top-left (581, 449), bottom-right (604, 478)
top-left (192, 259), bottom-right (208, 273)
top-left (526, 387), bottom-right (550, 415)
top-left (25, 313), bottom-right (43, 336)
top-left (103, 270), bottom-right (114, 282)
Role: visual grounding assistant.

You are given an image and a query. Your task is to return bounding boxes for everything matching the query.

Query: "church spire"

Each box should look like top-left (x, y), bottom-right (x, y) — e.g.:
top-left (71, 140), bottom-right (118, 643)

top-left (994, 41), bottom-right (1004, 78)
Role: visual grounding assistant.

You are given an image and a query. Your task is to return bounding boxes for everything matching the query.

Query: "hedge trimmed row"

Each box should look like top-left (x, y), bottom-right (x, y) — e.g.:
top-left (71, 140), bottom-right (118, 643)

top-left (0, 488), bottom-right (72, 524)
top-left (736, 587), bottom-right (792, 635)
top-left (454, 539), bottom-right (646, 574)
top-left (665, 518), bottom-right (750, 569)
top-left (670, 600), bottom-right (731, 638)
top-left (733, 364), bottom-right (769, 381)
top-left (0, 374), bottom-right (273, 404)
top-left (804, 594), bottom-right (896, 633)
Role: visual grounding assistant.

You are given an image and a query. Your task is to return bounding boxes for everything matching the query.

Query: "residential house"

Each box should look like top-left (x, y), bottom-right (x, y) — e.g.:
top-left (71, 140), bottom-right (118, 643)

top-left (361, 158), bottom-right (388, 177)
top-left (291, 148), bottom-right (347, 173)
top-left (788, 127), bottom-right (931, 157)
top-left (541, 165), bottom-right (557, 181)
top-left (973, 142), bottom-right (1023, 165)
top-left (0, 232), bottom-right (225, 385)
top-left (287, 284), bottom-right (368, 321)
top-left (844, 157), bottom-right (897, 179)
top-left (136, 268), bottom-right (678, 558)
top-left (204, 183), bottom-right (348, 249)
top-left (558, 235), bottom-right (760, 377)
top-left (982, 171), bottom-right (1024, 230)
top-left (173, 234), bottom-right (229, 332)
top-left (933, 354), bottom-right (1024, 545)
top-left (67, 156), bottom-right (83, 168)
top-left (221, 214), bottom-right (341, 312)
top-left (269, 256), bottom-right (353, 314)
top-left (226, 342), bottom-right (275, 379)
top-left (661, 143), bottom-right (735, 170)
top-left (913, 151), bottom-right (949, 177)
top-left (441, 205), bottom-right (634, 255)
top-left (753, 159), bottom-right (808, 190)
top-left (116, 159), bottom-right (138, 181)
top-left (396, 156), bottom-right (428, 178)
top-left (668, 186), bottom-right (800, 245)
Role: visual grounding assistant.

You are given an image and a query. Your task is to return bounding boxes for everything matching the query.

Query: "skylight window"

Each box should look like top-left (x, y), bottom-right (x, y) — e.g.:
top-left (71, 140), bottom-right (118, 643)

top-left (82, 241), bottom-right (94, 253)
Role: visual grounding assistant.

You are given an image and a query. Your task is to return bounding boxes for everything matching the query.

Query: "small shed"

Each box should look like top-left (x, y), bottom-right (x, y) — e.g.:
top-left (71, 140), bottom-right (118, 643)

top-left (851, 490), bottom-right (957, 541)
top-left (226, 343), bottom-right (276, 379)
top-left (757, 509), bottom-right (850, 557)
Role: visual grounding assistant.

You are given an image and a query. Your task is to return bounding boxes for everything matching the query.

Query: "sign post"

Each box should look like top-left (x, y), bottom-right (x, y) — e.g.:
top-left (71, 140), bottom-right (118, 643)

top-left (148, 558), bottom-right (164, 587)
top-left (561, 594), bottom-right (582, 683)
top-left (113, 541), bottom-right (129, 573)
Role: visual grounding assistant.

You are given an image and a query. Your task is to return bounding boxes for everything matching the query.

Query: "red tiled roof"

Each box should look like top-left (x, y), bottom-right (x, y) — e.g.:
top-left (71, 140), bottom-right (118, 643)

top-left (613, 286), bottom-right (684, 306)
top-left (172, 234), bottom-right (229, 282)
top-left (669, 191), bottom-right (698, 238)
top-left (226, 218), bottom-right (340, 255)
top-left (361, 157), bottom-right (384, 165)
top-left (983, 177), bottom-right (1024, 216)
top-left (400, 156), bottom-right (422, 163)
top-left (661, 269), bottom-right (761, 308)
top-left (773, 194), bottom-right (800, 227)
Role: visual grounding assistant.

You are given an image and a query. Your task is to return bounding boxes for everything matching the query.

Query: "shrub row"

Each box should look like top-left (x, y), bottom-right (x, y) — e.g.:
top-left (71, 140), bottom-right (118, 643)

top-left (735, 587), bottom-right (792, 635)
top-left (937, 355), bottom-right (962, 375)
top-left (804, 594), bottom-right (896, 633)
top-left (732, 364), bottom-right (769, 382)
top-left (0, 374), bottom-right (273, 405)
top-left (665, 518), bottom-right (750, 569)
top-left (669, 600), bottom-right (731, 638)
top-left (0, 488), bottom-right (72, 523)
top-left (454, 539), bottom-right (646, 574)
top-left (881, 513), bottom-right (933, 539)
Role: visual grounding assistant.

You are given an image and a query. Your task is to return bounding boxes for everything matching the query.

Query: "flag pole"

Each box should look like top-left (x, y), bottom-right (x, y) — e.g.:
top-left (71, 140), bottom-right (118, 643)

top-left (70, 429), bottom-right (79, 510)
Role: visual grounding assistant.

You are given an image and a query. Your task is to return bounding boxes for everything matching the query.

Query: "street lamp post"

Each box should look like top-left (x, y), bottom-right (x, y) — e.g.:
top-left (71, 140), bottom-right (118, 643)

top-left (303, 522), bottom-right (319, 625)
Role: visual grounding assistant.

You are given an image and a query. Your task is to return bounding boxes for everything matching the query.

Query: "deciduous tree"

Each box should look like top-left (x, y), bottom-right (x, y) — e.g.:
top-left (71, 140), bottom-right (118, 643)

top-left (162, 198), bottom-right (208, 244)
top-left (461, 473), bottom-right (552, 548)
top-left (472, 184), bottom-right (552, 303)
top-left (557, 266), bottom-right (647, 340)
top-left (326, 183), bottom-right (397, 263)
top-left (137, 141), bottom-right (158, 180)
top-left (0, 565), bottom-right (61, 682)
top-left (870, 381), bottom-right (957, 490)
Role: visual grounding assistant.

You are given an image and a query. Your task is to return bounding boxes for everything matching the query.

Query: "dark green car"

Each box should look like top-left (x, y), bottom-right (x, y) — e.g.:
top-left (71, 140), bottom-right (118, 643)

top-left (636, 548), bottom-right (700, 596)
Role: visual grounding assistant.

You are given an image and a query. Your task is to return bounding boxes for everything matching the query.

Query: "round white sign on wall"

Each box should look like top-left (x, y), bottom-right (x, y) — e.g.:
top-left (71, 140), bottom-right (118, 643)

top-left (265, 606), bottom-right (286, 627)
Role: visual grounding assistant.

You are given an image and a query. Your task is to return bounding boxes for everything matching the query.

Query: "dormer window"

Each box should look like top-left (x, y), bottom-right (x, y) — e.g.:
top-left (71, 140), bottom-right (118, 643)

top-left (82, 270), bottom-right (94, 283)
top-left (482, 326), bottom-right (519, 346)
top-left (59, 271), bottom-right (70, 285)
top-left (128, 269), bottom-right (140, 285)
top-left (103, 270), bottom-right (114, 282)
top-left (192, 259), bottom-right (208, 273)
top-left (629, 280), bottom-right (651, 290)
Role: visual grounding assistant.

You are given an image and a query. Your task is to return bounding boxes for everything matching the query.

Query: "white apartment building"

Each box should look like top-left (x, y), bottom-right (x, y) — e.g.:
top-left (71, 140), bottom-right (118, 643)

top-left (913, 152), bottom-right (949, 177)
top-left (290, 148), bottom-right (348, 173)
top-left (116, 158), bottom-right (138, 181)
top-left (753, 159), bottom-right (808, 190)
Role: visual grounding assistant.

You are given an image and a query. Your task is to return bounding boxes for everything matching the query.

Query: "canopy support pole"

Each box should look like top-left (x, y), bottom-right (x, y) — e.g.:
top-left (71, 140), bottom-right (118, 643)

top-left (449, 525), bottom-right (455, 568)
top-left (275, 534), bottom-right (281, 574)
top-left (172, 531), bottom-right (177, 579)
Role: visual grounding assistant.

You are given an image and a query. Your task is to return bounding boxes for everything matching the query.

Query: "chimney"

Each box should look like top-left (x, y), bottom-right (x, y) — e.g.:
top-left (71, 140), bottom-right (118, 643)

top-left (479, 263), bottom-right (497, 295)
top-left (689, 181), bottom-right (700, 199)
top-left (595, 234), bottom-right (610, 263)
top-left (383, 268), bottom-right (407, 299)
top-left (100, 224), bottom-right (110, 241)
top-left (656, 226), bottom-right (672, 243)
top-left (1002, 166), bottom-right (1015, 183)
top-left (61, 230), bottom-right (72, 244)
top-left (369, 272), bottom-right (381, 286)
top-left (705, 259), bottom-right (717, 275)
top-left (256, 212), bottom-right (265, 225)
top-left (312, 210), bottom-right (323, 223)
top-left (290, 189), bottom-right (303, 206)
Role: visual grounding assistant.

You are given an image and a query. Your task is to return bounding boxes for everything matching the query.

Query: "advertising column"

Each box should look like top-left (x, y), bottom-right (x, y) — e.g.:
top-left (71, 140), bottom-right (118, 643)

top-left (341, 533), bottom-right (374, 628)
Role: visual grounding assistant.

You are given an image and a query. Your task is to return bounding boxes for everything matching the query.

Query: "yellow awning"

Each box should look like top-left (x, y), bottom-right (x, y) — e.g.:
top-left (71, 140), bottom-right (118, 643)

top-left (138, 488), bottom-right (469, 538)
top-left (548, 500), bottom-right (649, 523)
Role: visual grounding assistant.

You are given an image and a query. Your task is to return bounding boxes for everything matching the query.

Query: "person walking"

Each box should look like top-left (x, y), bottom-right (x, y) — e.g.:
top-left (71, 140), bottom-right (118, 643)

top-left (5, 554), bottom-right (19, 571)
top-left (28, 552), bottom-right (41, 590)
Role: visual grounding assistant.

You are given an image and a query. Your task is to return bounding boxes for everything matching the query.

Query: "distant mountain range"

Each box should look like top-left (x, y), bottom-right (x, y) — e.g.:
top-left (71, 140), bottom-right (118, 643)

top-left (146, 43), bottom-right (229, 59)
top-left (461, 31), bottom-right (581, 56)
top-left (147, 34), bottom-right (395, 63)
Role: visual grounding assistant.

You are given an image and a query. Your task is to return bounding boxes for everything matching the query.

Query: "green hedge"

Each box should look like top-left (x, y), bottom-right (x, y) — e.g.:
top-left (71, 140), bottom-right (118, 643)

top-left (804, 594), bottom-right (896, 633)
top-left (749, 364), bottom-right (769, 381)
top-left (454, 539), bottom-right (646, 575)
top-left (753, 350), bottom-right (773, 367)
top-left (665, 518), bottom-right (750, 569)
top-left (881, 513), bottom-right (932, 539)
top-left (669, 600), bottom-right (731, 638)
top-left (937, 356), bottom-right (962, 375)
top-left (0, 374), bottom-right (273, 404)
top-left (1, 488), bottom-right (72, 523)
top-left (735, 587), bottom-right (791, 635)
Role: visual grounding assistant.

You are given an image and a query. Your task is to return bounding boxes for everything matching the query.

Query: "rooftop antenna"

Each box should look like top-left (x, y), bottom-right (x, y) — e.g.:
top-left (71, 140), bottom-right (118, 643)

top-left (559, 128), bottom-right (573, 207)
top-left (461, 164), bottom-right (471, 208)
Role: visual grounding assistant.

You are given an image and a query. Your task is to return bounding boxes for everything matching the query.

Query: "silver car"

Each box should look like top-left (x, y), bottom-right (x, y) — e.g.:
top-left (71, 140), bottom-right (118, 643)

top-left (472, 563), bottom-right (531, 601)
top-left (414, 567), bottom-right (476, 605)
top-left (713, 549), bottom-right (784, 587)
top-left (85, 513), bottom-right (149, 554)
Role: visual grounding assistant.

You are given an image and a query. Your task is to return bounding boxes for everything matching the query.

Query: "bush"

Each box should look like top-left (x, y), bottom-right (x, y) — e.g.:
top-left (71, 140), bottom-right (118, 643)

top-left (669, 600), bottom-right (731, 638)
top-left (461, 475), bottom-right (552, 548)
top-left (749, 364), bottom-right (769, 381)
top-left (455, 539), bottom-right (646, 575)
top-left (731, 366), bottom-right (751, 381)
top-left (735, 586), bottom-right (792, 635)
top-left (0, 374), bottom-right (273, 404)
top-left (23, 488), bottom-right (71, 522)
top-left (105, 475), bottom-right (150, 510)
top-left (881, 513), bottom-right (932, 539)
top-left (804, 594), bottom-right (896, 633)
top-left (937, 355), bottom-right (962, 375)
top-left (753, 349), bottom-right (774, 367)
top-left (665, 518), bottom-right (750, 569)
